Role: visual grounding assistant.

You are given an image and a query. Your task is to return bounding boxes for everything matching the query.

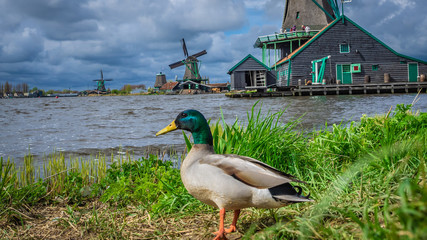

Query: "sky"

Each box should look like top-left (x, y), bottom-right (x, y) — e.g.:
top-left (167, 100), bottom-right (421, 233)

top-left (0, 0), bottom-right (426, 91)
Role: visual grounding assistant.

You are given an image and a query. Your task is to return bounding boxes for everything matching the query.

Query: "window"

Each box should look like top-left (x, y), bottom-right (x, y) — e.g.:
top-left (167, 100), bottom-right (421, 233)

top-left (340, 44), bottom-right (350, 53)
top-left (343, 65), bottom-right (351, 73)
top-left (296, 12), bottom-right (300, 19)
top-left (351, 64), bottom-right (361, 73)
top-left (372, 65), bottom-right (379, 71)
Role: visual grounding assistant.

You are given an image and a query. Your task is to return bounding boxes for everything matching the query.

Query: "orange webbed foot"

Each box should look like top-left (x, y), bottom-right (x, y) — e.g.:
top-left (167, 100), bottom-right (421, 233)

top-left (213, 233), bottom-right (227, 240)
top-left (224, 225), bottom-right (237, 233)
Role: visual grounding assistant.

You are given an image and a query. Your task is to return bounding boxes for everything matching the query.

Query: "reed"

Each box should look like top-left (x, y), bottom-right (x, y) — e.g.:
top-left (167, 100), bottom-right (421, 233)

top-left (0, 158), bottom-right (17, 200)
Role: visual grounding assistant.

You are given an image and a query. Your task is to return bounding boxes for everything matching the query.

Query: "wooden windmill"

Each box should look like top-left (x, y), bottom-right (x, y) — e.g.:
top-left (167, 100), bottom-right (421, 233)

top-left (93, 69), bottom-right (113, 92)
top-left (254, 0), bottom-right (341, 65)
top-left (169, 38), bottom-right (207, 82)
top-left (282, 0), bottom-right (339, 31)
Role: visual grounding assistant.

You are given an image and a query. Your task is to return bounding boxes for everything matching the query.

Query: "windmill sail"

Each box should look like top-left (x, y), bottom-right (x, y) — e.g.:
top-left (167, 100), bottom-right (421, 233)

top-left (181, 38), bottom-right (189, 57)
top-left (191, 50), bottom-right (207, 58)
top-left (169, 60), bottom-right (185, 69)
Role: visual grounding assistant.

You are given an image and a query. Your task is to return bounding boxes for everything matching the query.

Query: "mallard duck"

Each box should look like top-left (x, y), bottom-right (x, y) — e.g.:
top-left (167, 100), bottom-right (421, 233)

top-left (156, 109), bottom-right (312, 240)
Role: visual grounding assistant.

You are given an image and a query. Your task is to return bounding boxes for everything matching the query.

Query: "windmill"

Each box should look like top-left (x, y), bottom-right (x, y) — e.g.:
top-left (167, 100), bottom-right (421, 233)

top-left (93, 69), bottom-right (113, 92)
top-left (255, 0), bottom-right (341, 65)
top-left (281, 0), bottom-right (339, 31)
top-left (169, 38), bottom-right (207, 82)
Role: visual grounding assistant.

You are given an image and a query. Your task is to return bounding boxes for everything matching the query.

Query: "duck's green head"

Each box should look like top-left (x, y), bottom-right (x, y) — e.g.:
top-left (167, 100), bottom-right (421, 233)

top-left (156, 109), bottom-right (213, 145)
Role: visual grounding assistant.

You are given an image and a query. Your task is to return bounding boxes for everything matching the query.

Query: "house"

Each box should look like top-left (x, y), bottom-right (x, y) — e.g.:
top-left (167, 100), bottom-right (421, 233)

top-left (227, 54), bottom-right (277, 91)
top-left (180, 80), bottom-right (212, 92)
top-left (159, 81), bottom-right (180, 92)
top-left (273, 15), bottom-right (427, 87)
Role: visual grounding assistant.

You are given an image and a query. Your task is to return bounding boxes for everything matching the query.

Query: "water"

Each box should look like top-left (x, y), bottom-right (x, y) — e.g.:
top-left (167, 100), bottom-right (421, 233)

top-left (1, 93), bottom-right (425, 164)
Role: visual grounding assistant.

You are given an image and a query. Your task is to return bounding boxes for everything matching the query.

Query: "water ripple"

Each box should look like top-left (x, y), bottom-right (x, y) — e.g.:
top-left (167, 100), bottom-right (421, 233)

top-left (0, 94), bottom-right (425, 164)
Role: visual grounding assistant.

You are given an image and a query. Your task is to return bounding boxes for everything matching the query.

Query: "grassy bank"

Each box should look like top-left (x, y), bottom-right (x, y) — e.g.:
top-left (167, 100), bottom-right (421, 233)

top-left (0, 102), bottom-right (426, 239)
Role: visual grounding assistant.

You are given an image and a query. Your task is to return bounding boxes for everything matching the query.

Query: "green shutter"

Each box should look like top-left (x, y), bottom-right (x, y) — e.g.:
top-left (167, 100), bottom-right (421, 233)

top-left (336, 64), bottom-right (342, 82)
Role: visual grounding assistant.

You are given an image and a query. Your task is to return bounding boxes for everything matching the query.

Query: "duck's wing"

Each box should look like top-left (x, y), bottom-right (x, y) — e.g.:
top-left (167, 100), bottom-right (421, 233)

top-left (200, 154), bottom-right (306, 189)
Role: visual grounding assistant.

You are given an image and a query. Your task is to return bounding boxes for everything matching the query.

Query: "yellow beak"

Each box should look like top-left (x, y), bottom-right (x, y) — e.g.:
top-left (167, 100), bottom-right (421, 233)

top-left (156, 120), bottom-right (178, 136)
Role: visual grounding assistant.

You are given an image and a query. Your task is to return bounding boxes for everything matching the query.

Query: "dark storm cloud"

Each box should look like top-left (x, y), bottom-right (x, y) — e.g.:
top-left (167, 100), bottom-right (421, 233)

top-left (0, 0), bottom-right (249, 89)
top-left (345, 0), bottom-right (427, 59)
top-left (0, 0), bottom-right (426, 90)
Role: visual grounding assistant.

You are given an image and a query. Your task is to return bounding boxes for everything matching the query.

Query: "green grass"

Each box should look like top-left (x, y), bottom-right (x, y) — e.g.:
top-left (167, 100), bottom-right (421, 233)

top-left (0, 102), bottom-right (426, 239)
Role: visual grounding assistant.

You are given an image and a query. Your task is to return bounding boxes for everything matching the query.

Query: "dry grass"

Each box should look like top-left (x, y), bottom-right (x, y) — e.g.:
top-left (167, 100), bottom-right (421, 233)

top-left (1, 199), bottom-right (284, 239)
top-left (0, 198), bottom-right (306, 240)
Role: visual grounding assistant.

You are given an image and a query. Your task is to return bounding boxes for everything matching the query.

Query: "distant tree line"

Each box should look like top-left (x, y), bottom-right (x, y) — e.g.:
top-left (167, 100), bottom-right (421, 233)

top-left (114, 84), bottom-right (146, 94)
top-left (0, 81), bottom-right (30, 96)
top-left (0, 81), bottom-right (148, 97)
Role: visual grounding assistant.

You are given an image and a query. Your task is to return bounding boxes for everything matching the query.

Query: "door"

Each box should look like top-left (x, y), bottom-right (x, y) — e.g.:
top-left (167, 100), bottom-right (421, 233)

top-left (408, 63), bottom-right (418, 82)
top-left (342, 64), bottom-right (352, 84)
top-left (336, 64), bottom-right (352, 84)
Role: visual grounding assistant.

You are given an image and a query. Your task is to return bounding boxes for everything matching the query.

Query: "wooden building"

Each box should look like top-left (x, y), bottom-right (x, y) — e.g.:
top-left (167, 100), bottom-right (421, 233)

top-left (159, 81), bottom-right (180, 92)
top-left (180, 80), bottom-right (211, 91)
top-left (273, 15), bottom-right (427, 87)
top-left (227, 54), bottom-right (276, 91)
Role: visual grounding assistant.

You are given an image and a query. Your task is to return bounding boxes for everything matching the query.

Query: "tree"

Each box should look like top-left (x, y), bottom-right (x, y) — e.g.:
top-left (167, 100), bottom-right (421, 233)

top-left (22, 83), bottom-right (29, 93)
top-left (4, 81), bottom-right (11, 94)
top-left (15, 83), bottom-right (22, 93)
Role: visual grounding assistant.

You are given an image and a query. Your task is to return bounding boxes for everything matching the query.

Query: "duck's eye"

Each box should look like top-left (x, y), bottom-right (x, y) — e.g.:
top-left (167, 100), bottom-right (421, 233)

top-left (180, 113), bottom-right (188, 118)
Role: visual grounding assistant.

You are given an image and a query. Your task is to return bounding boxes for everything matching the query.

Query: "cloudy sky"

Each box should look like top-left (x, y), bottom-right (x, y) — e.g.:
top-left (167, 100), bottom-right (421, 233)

top-left (0, 0), bottom-right (426, 91)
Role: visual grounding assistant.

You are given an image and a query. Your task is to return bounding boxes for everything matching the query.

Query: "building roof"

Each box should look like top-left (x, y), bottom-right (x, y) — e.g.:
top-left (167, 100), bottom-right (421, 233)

top-left (274, 15), bottom-right (427, 67)
top-left (160, 81), bottom-right (179, 90)
top-left (180, 80), bottom-right (211, 88)
top-left (228, 54), bottom-right (271, 74)
top-left (208, 83), bottom-right (229, 87)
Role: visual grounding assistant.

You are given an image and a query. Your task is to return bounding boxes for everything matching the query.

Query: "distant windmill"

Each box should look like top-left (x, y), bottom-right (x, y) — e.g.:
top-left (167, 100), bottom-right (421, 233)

top-left (169, 38), bottom-right (207, 82)
top-left (93, 69), bottom-right (113, 92)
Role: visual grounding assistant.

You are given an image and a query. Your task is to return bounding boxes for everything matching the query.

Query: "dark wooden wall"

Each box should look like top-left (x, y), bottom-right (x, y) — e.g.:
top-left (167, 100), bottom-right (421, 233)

top-left (277, 18), bottom-right (427, 86)
top-left (230, 57), bottom-right (276, 90)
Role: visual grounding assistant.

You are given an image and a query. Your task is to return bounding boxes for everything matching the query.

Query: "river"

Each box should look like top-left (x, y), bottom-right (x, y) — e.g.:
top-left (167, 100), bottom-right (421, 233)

top-left (1, 93), bottom-right (425, 165)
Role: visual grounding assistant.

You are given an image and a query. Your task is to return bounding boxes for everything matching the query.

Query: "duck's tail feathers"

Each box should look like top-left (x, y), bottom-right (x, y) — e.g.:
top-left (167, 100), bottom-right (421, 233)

top-left (269, 183), bottom-right (313, 203)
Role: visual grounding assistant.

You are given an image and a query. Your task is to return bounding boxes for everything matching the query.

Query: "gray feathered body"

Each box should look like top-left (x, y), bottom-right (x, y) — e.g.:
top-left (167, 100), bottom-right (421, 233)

top-left (180, 144), bottom-right (312, 210)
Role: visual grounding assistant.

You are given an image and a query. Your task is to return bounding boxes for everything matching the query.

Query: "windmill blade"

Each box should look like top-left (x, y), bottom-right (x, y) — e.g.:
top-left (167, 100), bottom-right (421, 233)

top-left (100, 69), bottom-right (104, 80)
top-left (191, 50), bottom-right (207, 58)
top-left (181, 38), bottom-right (189, 57)
top-left (169, 60), bottom-right (185, 69)
top-left (93, 79), bottom-right (102, 81)
top-left (104, 79), bottom-right (113, 81)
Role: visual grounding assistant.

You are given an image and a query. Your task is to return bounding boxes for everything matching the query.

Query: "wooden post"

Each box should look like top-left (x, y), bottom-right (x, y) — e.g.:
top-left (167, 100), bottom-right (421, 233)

top-left (364, 75), bottom-right (370, 83)
top-left (384, 73), bottom-right (390, 83)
